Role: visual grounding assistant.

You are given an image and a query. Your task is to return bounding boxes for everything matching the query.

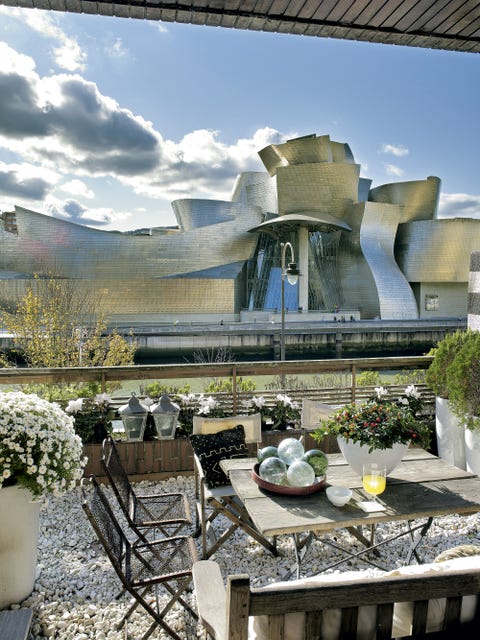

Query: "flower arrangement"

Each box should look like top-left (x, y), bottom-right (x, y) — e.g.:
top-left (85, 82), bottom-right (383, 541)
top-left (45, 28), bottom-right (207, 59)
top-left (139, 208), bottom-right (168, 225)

top-left (242, 395), bottom-right (267, 414)
top-left (373, 384), bottom-right (423, 416)
top-left (313, 395), bottom-right (430, 453)
top-left (242, 393), bottom-right (301, 430)
top-left (267, 393), bottom-right (301, 429)
top-left (0, 391), bottom-right (86, 496)
top-left (173, 393), bottom-right (226, 437)
top-left (65, 393), bottom-right (114, 444)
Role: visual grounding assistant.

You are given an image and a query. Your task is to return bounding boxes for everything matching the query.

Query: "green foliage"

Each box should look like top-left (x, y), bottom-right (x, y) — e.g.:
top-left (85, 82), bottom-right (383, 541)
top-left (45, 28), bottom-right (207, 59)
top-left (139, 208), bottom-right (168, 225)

top-left (356, 370), bottom-right (380, 387)
top-left (143, 381), bottom-right (192, 399)
top-left (69, 398), bottom-right (114, 444)
top-left (264, 394), bottom-right (301, 429)
top-left (0, 273), bottom-right (136, 369)
top-left (312, 400), bottom-right (431, 452)
top-left (426, 330), bottom-right (469, 398)
top-left (393, 369), bottom-right (426, 386)
top-left (204, 377), bottom-right (256, 393)
top-left (445, 331), bottom-right (480, 430)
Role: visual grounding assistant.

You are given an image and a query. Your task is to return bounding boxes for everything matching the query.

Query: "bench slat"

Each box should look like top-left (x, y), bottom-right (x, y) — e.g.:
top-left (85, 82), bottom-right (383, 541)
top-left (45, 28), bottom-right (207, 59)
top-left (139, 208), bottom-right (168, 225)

top-left (0, 610), bottom-right (33, 640)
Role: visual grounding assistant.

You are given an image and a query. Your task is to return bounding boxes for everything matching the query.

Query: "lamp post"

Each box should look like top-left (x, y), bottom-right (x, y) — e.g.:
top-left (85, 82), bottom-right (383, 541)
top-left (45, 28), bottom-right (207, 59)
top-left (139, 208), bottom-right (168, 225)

top-left (280, 241), bottom-right (300, 361)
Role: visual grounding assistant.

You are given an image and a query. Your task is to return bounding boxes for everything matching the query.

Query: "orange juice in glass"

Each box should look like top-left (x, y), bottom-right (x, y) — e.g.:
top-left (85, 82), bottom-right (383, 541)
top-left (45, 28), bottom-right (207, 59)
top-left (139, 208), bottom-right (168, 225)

top-left (362, 463), bottom-right (386, 504)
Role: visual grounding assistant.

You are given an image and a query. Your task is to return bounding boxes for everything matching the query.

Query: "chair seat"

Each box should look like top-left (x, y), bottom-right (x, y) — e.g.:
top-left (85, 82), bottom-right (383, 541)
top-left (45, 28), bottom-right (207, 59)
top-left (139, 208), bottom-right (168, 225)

top-left (133, 492), bottom-right (190, 527)
top-left (203, 484), bottom-right (237, 500)
top-left (128, 536), bottom-right (196, 586)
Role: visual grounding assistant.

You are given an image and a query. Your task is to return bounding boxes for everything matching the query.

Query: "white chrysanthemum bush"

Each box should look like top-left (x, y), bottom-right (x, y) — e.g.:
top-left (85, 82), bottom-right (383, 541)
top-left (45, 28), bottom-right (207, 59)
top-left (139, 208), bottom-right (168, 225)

top-left (0, 391), bottom-right (87, 497)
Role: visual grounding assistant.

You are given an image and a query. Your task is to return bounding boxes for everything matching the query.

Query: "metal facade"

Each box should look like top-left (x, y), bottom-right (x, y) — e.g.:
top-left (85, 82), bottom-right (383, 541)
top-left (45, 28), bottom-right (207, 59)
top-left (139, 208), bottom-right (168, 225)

top-left (2, 133), bottom-right (480, 322)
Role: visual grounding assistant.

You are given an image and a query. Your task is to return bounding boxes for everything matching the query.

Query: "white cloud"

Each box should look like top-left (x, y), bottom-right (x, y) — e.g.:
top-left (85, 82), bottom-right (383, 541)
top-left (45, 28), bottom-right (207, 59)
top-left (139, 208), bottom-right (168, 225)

top-left (438, 193), bottom-right (480, 219)
top-left (384, 163), bottom-right (404, 177)
top-left (0, 7), bottom-right (87, 71)
top-left (105, 37), bottom-right (129, 59)
top-left (0, 160), bottom-right (58, 199)
top-left (59, 179), bottom-right (94, 199)
top-left (381, 143), bottom-right (409, 157)
top-left (44, 196), bottom-right (131, 227)
top-left (0, 43), bottom-right (289, 220)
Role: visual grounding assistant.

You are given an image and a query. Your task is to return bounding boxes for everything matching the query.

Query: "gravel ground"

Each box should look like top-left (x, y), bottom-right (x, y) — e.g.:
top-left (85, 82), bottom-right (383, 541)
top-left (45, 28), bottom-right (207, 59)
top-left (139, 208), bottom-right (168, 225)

top-left (13, 475), bottom-right (480, 640)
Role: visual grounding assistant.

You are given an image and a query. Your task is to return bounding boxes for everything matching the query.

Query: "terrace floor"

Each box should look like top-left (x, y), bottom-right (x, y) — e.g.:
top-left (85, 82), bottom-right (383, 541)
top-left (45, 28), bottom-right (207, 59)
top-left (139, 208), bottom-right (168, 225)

top-left (18, 474), bottom-right (480, 639)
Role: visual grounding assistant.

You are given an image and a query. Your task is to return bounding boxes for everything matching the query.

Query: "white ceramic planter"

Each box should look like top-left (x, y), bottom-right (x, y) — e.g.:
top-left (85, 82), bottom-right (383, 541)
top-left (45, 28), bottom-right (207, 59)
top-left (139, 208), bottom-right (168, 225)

top-left (464, 427), bottom-right (480, 476)
top-left (337, 437), bottom-right (407, 477)
top-left (435, 397), bottom-right (466, 470)
top-left (0, 485), bottom-right (41, 609)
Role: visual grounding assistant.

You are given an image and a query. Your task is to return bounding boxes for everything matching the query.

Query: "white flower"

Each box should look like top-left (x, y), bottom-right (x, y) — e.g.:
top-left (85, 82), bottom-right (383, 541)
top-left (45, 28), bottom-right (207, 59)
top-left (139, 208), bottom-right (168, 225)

top-left (197, 395), bottom-right (219, 415)
top-left (0, 391), bottom-right (85, 497)
top-left (251, 396), bottom-right (266, 409)
top-left (399, 397), bottom-right (409, 405)
top-left (404, 384), bottom-right (421, 399)
top-left (375, 386), bottom-right (389, 398)
top-left (65, 398), bottom-right (84, 414)
top-left (94, 393), bottom-right (112, 408)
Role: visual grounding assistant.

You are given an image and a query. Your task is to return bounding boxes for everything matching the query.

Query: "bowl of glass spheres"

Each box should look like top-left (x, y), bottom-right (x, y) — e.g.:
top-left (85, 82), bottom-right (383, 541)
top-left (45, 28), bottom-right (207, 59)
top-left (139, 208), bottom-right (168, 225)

top-left (252, 438), bottom-right (328, 496)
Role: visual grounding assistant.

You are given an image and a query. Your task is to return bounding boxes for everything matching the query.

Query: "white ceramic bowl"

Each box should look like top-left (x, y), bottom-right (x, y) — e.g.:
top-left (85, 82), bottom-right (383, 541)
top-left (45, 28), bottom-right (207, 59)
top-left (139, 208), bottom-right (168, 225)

top-left (326, 485), bottom-right (352, 507)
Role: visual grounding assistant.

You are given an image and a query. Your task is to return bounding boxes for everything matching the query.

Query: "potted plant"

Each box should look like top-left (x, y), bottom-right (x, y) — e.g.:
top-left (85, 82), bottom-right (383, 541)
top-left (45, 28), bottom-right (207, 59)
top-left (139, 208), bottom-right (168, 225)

top-left (426, 330), bottom-right (470, 469)
top-left (312, 388), bottom-right (430, 476)
top-left (263, 394), bottom-right (301, 431)
top-left (0, 391), bottom-right (86, 608)
top-left (444, 330), bottom-right (480, 474)
top-left (65, 393), bottom-right (114, 444)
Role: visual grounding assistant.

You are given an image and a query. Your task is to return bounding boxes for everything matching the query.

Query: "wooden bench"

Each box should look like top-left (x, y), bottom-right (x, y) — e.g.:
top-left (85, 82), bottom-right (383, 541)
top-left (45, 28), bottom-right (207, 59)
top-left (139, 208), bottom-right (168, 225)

top-left (193, 560), bottom-right (480, 639)
top-left (0, 609), bottom-right (33, 640)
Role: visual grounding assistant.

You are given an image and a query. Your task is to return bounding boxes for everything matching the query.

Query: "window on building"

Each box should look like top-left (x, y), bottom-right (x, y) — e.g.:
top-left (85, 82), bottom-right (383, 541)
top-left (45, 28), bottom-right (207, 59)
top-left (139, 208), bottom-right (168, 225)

top-left (425, 294), bottom-right (439, 311)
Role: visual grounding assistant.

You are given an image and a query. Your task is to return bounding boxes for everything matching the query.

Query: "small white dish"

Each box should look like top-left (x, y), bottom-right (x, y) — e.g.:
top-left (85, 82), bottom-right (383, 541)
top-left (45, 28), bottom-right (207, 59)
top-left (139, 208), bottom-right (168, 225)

top-left (326, 485), bottom-right (352, 507)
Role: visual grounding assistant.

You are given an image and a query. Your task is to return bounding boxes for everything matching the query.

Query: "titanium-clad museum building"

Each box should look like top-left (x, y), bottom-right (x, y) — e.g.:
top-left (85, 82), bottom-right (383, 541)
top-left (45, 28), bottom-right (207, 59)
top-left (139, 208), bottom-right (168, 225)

top-left (1, 134), bottom-right (479, 324)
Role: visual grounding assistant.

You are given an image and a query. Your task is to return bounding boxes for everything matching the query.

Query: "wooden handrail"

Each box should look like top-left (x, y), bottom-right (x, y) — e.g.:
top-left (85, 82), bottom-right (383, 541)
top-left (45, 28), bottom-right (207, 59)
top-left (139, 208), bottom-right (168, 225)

top-left (0, 355), bottom-right (434, 405)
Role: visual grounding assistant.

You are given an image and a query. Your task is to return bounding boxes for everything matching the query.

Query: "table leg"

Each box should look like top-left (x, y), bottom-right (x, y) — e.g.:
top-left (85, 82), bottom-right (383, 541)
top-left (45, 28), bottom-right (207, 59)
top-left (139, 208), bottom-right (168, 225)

top-left (404, 517), bottom-right (433, 565)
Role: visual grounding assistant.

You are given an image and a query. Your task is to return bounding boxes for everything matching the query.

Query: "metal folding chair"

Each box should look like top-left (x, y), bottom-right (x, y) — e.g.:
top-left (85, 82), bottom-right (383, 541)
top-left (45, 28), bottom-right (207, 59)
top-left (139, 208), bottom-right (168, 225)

top-left (101, 436), bottom-right (191, 541)
top-left (191, 414), bottom-right (277, 559)
top-left (81, 475), bottom-right (198, 640)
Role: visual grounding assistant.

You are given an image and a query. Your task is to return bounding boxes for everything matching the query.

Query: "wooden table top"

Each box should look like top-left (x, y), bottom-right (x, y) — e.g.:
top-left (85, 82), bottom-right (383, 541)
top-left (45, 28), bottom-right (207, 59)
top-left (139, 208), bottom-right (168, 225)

top-left (221, 450), bottom-right (480, 537)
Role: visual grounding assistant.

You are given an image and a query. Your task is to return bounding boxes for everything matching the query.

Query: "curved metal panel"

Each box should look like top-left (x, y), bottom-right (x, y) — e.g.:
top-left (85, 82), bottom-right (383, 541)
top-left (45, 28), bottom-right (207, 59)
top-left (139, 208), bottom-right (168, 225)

top-left (360, 203), bottom-right (419, 319)
top-left (369, 177), bottom-right (441, 222)
top-left (396, 219), bottom-right (480, 282)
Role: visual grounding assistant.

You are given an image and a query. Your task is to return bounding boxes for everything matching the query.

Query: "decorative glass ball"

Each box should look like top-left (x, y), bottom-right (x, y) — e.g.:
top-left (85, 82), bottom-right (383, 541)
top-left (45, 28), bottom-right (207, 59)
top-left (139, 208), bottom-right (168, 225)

top-left (259, 456), bottom-right (287, 485)
top-left (287, 460), bottom-right (315, 487)
top-left (277, 438), bottom-right (304, 465)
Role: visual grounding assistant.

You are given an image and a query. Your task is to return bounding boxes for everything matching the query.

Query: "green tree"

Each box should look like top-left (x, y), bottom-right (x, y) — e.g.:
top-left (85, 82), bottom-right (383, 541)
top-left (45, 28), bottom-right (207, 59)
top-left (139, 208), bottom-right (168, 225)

top-left (0, 273), bottom-right (136, 371)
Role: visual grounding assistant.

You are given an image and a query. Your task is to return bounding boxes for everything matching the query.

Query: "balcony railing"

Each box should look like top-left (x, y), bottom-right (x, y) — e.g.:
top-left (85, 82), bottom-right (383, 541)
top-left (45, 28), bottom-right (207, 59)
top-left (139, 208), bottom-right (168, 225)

top-left (0, 355), bottom-right (435, 413)
top-left (0, 355), bottom-right (436, 478)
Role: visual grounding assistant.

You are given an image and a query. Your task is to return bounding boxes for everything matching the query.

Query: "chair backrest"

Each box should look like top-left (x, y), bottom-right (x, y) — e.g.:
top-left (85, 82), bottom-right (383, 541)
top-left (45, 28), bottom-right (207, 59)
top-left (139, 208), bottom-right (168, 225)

top-left (101, 437), bottom-right (135, 520)
top-left (81, 475), bottom-right (131, 583)
top-left (301, 399), bottom-right (337, 431)
top-left (192, 413), bottom-right (262, 445)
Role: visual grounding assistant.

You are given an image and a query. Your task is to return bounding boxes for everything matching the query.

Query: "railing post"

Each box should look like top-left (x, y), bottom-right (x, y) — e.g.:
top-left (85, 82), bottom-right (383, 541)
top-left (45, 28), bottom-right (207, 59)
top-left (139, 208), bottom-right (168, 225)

top-left (351, 364), bottom-right (356, 402)
top-left (101, 372), bottom-right (106, 393)
top-left (232, 365), bottom-right (238, 414)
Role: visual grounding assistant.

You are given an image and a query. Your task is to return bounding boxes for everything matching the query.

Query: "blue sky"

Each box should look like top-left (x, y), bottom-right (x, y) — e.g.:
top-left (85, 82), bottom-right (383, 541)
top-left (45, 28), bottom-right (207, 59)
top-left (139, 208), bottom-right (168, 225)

top-left (1, 7), bottom-right (479, 231)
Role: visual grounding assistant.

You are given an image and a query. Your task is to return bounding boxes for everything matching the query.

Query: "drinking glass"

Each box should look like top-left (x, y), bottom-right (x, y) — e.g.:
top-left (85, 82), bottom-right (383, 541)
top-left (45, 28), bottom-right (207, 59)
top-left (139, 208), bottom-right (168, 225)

top-left (362, 463), bottom-right (386, 504)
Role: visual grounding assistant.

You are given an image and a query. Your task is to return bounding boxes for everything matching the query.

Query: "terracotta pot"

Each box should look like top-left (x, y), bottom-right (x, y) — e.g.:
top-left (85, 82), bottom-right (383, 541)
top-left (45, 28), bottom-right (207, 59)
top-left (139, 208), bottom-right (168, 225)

top-left (0, 485), bottom-right (40, 609)
top-left (337, 437), bottom-right (408, 477)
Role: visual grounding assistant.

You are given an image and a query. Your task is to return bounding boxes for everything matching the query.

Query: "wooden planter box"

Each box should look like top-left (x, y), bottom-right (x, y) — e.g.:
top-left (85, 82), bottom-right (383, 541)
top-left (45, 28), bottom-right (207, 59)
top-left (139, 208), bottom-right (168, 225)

top-left (83, 431), bottom-right (339, 480)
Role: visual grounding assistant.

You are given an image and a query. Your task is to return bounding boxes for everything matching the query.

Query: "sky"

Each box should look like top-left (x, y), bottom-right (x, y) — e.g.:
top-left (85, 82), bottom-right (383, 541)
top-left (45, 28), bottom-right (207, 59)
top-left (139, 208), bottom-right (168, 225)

top-left (0, 6), bottom-right (479, 232)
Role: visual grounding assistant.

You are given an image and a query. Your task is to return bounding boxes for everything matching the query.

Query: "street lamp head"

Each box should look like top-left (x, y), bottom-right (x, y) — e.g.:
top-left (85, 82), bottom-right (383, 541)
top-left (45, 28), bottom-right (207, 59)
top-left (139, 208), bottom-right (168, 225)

top-left (286, 261), bottom-right (300, 286)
